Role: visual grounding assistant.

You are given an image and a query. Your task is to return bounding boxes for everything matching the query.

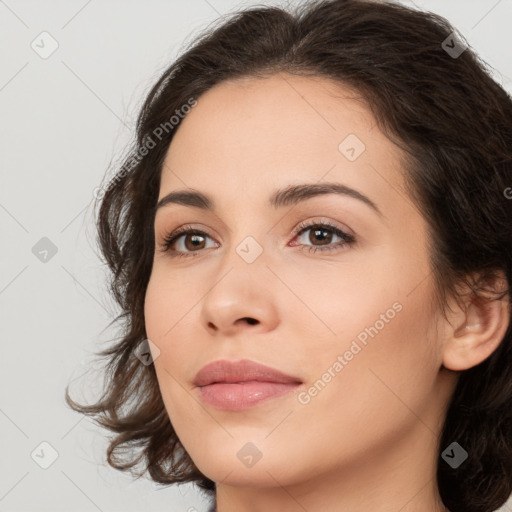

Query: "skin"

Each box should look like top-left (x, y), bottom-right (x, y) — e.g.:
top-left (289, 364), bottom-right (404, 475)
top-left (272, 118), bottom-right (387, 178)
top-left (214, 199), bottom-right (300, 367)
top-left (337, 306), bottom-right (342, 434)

top-left (144, 73), bottom-right (510, 512)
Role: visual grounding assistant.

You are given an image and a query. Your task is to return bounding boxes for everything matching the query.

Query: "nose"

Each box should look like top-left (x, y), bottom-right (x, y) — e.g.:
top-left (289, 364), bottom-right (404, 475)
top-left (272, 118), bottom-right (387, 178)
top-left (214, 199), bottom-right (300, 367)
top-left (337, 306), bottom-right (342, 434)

top-left (207, 316), bottom-right (260, 331)
top-left (199, 257), bottom-right (280, 337)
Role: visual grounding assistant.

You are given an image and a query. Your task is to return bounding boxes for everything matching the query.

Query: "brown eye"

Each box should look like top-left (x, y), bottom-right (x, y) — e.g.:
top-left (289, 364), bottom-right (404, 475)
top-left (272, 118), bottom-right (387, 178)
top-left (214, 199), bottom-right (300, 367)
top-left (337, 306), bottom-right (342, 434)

top-left (292, 221), bottom-right (355, 254)
top-left (159, 220), bottom-right (355, 259)
top-left (181, 233), bottom-right (207, 251)
top-left (160, 226), bottom-right (217, 258)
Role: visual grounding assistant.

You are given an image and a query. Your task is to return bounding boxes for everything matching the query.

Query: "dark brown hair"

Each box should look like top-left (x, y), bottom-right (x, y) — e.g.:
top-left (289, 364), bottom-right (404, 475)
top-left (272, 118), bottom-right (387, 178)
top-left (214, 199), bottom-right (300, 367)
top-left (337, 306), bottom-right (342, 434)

top-left (65, 1), bottom-right (512, 510)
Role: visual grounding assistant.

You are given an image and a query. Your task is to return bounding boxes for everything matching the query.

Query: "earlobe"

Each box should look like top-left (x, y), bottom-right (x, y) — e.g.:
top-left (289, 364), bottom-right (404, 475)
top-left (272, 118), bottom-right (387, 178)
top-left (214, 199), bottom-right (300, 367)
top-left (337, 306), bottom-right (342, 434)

top-left (442, 293), bottom-right (510, 372)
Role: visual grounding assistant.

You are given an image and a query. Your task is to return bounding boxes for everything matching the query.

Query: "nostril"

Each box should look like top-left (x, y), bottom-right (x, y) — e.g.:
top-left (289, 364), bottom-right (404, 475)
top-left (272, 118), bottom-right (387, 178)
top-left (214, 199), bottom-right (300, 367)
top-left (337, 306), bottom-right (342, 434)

top-left (243, 317), bottom-right (258, 325)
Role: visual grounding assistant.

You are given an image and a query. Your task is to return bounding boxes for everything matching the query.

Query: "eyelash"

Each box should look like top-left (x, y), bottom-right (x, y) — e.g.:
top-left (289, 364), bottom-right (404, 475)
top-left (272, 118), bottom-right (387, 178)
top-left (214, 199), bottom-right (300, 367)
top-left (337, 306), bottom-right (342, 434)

top-left (158, 220), bottom-right (355, 259)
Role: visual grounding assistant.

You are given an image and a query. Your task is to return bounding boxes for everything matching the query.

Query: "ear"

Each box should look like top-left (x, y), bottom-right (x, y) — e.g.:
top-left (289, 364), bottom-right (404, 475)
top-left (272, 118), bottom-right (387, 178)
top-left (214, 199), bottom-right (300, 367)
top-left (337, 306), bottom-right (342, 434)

top-left (442, 273), bottom-right (510, 372)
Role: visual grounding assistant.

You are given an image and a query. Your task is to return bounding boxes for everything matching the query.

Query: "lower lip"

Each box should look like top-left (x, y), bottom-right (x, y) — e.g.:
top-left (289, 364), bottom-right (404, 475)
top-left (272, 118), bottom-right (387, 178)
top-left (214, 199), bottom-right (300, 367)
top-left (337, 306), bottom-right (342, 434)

top-left (198, 381), bottom-right (301, 411)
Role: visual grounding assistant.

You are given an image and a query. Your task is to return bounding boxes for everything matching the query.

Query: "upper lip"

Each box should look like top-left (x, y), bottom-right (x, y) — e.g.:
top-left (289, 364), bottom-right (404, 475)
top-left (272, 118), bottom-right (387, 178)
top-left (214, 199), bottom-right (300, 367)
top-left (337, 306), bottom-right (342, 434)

top-left (193, 359), bottom-right (302, 387)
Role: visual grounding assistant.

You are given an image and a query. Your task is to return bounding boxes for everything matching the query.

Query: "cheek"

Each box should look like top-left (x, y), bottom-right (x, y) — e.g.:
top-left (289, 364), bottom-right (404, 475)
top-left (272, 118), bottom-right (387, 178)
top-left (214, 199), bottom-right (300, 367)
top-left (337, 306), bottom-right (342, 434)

top-left (143, 274), bottom-right (192, 392)
top-left (143, 280), bottom-right (195, 432)
top-left (281, 295), bottom-right (439, 480)
top-left (278, 256), bottom-right (414, 371)
top-left (144, 278), bottom-right (169, 350)
top-left (294, 244), bottom-right (440, 416)
top-left (143, 268), bottom-right (206, 378)
top-left (300, 274), bottom-right (440, 432)
top-left (144, 268), bottom-right (194, 347)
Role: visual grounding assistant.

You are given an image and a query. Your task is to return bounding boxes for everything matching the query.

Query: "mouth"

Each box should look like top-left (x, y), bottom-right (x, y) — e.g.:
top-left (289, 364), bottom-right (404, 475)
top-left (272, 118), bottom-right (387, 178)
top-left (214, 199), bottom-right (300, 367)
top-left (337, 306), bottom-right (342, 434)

top-left (193, 359), bottom-right (303, 411)
top-left (197, 381), bottom-right (302, 411)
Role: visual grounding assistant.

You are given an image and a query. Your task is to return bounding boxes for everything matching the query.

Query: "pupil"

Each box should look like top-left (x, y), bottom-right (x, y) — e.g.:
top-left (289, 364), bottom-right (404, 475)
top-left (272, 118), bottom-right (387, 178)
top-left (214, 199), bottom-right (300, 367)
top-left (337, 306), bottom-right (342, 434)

top-left (187, 234), bottom-right (204, 250)
top-left (313, 228), bottom-right (330, 245)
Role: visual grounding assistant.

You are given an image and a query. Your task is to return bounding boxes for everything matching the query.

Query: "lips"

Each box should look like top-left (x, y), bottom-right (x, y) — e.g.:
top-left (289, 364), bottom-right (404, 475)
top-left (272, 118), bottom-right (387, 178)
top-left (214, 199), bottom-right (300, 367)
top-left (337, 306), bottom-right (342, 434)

top-left (193, 359), bottom-right (302, 387)
top-left (193, 359), bottom-right (303, 411)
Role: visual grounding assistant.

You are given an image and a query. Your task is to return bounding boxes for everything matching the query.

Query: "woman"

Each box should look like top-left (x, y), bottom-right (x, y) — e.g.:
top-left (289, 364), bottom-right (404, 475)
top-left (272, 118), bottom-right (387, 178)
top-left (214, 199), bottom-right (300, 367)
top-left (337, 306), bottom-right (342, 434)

top-left (65, 0), bottom-right (512, 511)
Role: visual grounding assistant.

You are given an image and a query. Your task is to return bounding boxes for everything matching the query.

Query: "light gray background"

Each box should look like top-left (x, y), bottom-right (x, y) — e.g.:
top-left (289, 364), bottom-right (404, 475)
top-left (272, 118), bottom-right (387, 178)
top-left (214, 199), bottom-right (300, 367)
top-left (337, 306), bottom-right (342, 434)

top-left (1, 0), bottom-right (512, 511)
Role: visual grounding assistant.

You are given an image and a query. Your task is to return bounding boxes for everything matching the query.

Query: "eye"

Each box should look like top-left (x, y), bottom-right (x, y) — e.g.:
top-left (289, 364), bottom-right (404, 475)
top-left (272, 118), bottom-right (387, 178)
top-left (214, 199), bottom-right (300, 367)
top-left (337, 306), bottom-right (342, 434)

top-left (158, 220), bottom-right (355, 259)
top-left (159, 224), bottom-right (218, 259)
top-left (291, 220), bottom-right (355, 255)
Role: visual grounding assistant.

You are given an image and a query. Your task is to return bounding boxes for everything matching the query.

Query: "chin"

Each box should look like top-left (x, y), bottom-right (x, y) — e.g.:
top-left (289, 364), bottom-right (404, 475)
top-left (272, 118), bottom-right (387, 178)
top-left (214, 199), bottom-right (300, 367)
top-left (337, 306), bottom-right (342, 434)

top-left (189, 445), bottom-right (300, 488)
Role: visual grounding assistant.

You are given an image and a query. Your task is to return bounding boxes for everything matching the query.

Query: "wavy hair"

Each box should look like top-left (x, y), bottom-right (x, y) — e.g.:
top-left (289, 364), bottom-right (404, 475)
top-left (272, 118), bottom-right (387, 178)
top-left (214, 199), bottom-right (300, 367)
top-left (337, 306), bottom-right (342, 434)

top-left (65, 1), bottom-right (512, 510)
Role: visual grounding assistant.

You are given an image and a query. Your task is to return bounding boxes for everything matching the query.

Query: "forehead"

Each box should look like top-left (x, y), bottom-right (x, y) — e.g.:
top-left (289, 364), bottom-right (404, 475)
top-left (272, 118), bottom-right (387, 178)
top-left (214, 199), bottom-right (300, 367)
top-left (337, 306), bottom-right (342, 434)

top-left (158, 73), bottom-right (409, 218)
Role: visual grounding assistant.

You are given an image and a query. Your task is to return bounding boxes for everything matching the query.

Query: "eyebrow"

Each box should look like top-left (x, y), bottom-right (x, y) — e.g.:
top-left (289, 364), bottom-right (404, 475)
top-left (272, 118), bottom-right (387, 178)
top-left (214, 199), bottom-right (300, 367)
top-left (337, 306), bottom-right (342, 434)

top-left (155, 182), bottom-right (383, 217)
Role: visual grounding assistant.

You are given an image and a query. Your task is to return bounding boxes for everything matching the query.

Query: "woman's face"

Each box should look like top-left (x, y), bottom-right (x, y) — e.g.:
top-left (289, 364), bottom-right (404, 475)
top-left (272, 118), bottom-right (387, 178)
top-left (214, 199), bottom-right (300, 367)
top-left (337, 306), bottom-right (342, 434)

top-left (144, 73), bottom-right (455, 492)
